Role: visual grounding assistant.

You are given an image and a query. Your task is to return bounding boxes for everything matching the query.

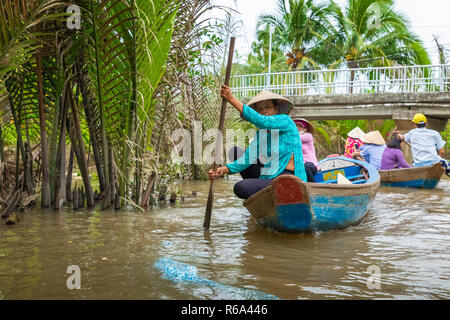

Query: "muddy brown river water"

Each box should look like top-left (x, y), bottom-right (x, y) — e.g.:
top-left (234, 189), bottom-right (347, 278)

top-left (0, 176), bottom-right (449, 299)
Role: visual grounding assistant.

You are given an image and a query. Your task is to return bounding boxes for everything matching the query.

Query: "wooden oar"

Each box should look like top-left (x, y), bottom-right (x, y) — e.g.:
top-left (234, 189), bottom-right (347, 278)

top-left (203, 36), bottom-right (235, 230)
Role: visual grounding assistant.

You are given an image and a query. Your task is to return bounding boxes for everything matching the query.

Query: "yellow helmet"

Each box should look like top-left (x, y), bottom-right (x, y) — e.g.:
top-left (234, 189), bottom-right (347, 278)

top-left (412, 113), bottom-right (427, 125)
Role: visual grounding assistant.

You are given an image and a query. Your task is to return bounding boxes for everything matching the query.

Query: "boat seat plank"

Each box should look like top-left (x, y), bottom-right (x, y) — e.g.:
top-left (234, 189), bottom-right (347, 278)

top-left (314, 165), bottom-right (363, 183)
top-left (320, 174), bottom-right (365, 184)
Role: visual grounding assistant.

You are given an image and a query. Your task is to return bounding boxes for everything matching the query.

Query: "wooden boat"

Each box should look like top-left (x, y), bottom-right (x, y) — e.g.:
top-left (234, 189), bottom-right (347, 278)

top-left (379, 163), bottom-right (445, 189)
top-left (243, 157), bottom-right (380, 233)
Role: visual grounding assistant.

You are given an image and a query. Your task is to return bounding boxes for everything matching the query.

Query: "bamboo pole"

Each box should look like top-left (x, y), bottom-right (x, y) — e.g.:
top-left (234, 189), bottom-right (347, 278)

top-left (203, 37), bottom-right (235, 230)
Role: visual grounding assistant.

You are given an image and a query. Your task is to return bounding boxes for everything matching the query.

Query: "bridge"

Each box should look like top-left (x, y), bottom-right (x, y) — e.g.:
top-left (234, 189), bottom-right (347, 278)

top-left (231, 64), bottom-right (450, 131)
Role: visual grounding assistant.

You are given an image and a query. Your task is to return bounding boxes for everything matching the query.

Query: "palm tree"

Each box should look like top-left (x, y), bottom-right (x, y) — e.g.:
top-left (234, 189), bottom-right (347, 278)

top-left (320, 0), bottom-right (430, 91)
top-left (257, 0), bottom-right (335, 70)
top-left (0, 0), bottom-right (69, 207)
top-left (0, 0), bottom-right (179, 210)
top-left (74, 0), bottom-right (179, 206)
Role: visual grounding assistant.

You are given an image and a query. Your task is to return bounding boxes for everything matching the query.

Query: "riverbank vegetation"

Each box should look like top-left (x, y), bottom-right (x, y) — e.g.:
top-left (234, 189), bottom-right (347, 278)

top-left (1, 0), bottom-right (449, 220)
top-left (0, 0), bottom-right (235, 217)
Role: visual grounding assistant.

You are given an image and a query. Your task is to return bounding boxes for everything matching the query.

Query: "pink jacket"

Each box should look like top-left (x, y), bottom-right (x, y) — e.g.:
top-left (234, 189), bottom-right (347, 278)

top-left (300, 133), bottom-right (319, 168)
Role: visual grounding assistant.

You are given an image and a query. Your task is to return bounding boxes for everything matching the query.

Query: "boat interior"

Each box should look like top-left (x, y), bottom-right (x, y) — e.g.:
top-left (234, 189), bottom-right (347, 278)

top-left (315, 159), bottom-right (368, 185)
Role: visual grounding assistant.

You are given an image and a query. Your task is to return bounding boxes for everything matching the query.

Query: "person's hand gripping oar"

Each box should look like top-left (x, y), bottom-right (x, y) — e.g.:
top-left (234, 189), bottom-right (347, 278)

top-left (203, 37), bottom-right (235, 230)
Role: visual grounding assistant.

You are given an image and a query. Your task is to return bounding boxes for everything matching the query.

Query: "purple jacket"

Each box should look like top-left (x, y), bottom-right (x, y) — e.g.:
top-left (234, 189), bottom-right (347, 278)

top-left (380, 147), bottom-right (412, 170)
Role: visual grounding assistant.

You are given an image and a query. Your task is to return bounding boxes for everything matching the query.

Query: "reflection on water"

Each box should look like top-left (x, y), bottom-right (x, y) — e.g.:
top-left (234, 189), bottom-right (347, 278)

top-left (0, 176), bottom-right (449, 299)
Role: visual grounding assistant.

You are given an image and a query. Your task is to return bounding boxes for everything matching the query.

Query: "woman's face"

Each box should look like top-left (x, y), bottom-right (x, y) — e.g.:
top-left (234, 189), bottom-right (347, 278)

top-left (295, 122), bottom-right (307, 134)
top-left (255, 100), bottom-right (278, 116)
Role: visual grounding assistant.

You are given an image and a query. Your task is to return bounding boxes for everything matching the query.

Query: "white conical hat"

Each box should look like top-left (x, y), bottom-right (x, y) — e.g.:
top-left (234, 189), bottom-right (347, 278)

top-left (361, 131), bottom-right (386, 146)
top-left (247, 90), bottom-right (293, 115)
top-left (347, 127), bottom-right (365, 139)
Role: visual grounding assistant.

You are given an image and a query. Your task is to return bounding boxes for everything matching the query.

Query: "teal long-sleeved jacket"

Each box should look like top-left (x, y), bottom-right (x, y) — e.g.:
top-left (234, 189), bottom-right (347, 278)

top-left (225, 104), bottom-right (307, 182)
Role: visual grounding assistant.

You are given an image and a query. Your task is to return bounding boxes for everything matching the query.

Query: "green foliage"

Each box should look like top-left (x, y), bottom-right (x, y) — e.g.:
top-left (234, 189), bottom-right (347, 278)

top-left (248, 0), bottom-right (430, 73)
top-left (443, 123), bottom-right (450, 155)
top-left (256, 0), bottom-right (334, 70)
top-left (71, 0), bottom-right (179, 200)
top-left (0, 0), bottom-right (180, 207)
top-left (322, 0), bottom-right (431, 69)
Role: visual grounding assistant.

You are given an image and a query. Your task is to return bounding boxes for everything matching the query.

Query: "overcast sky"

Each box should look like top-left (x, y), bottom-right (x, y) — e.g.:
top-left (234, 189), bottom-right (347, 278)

top-left (211, 0), bottom-right (450, 65)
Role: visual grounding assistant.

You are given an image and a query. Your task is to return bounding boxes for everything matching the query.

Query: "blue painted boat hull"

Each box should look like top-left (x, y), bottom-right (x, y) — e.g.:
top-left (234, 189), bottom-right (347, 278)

top-left (244, 158), bottom-right (380, 233)
top-left (381, 179), bottom-right (440, 189)
top-left (260, 194), bottom-right (375, 233)
top-left (379, 163), bottom-right (445, 189)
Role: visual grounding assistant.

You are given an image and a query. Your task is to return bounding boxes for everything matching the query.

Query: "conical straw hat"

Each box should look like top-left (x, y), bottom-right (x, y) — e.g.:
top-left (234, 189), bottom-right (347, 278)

top-left (247, 90), bottom-right (293, 115)
top-left (292, 118), bottom-right (315, 134)
top-left (361, 131), bottom-right (386, 146)
top-left (347, 127), bottom-right (365, 139)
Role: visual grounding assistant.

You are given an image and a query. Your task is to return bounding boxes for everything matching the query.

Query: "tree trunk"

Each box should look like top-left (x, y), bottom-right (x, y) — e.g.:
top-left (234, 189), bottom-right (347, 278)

top-left (73, 188), bottom-right (79, 210)
top-left (134, 142), bottom-right (142, 206)
top-left (132, 12), bottom-right (141, 206)
top-left (350, 69), bottom-right (355, 94)
top-left (49, 85), bottom-right (63, 206)
top-left (141, 172), bottom-right (156, 208)
top-left (1, 189), bottom-right (21, 219)
top-left (36, 50), bottom-right (51, 207)
top-left (84, 105), bottom-right (106, 192)
top-left (57, 121), bottom-right (67, 208)
top-left (90, 0), bottom-right (110, 209)
top-left (0, 122), bottom-right (5, 163)
top-left (14, 140), bottom-right (20, 190)
top-left (23, 142), bottom-right (34, 195)
top-left (8, 81), bottom-right (33, 193)
top-left (66, 86), bottom-right (95, 207)
top-left (53, 89), bottom-right (69, 209)
top-left (347, 61), bottom-right (359, 94)
top-left (75, 50), bottom-right (106, 194)
top-left (184, 78), bottom-right (201, 180)
top-left (66, 145), bottom-right (74, 202)
top-left (108, 146), bottom-right (115, 205)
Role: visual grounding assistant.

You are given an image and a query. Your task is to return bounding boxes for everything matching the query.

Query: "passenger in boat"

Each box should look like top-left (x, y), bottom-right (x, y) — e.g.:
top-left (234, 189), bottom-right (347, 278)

top-left (208, 87), bottom-right (307, 199)
top-left (352, 131), bottom-right (386, 170)
top-left (344, 127), bottom-right (365, 158)
top-left (397, 113), bottom-right (449, 173)
top-left (292, 118), bottom-right (318, 182)
top-left (380, 132), bottom-right (412, 170)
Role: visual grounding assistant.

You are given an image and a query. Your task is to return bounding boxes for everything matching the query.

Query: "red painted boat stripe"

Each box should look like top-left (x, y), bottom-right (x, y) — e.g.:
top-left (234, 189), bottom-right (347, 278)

top-left (274, 176), bottom-right (304, 205)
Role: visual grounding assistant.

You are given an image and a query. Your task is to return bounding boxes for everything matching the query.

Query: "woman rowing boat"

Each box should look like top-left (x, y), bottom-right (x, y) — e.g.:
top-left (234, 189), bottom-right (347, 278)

top-left (208, 86), bottom-right (307, 199)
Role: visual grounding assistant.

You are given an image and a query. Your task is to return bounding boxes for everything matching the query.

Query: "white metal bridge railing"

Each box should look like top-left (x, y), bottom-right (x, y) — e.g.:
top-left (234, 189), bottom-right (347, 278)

top-left (230, 64), bottom-right (450, 99)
